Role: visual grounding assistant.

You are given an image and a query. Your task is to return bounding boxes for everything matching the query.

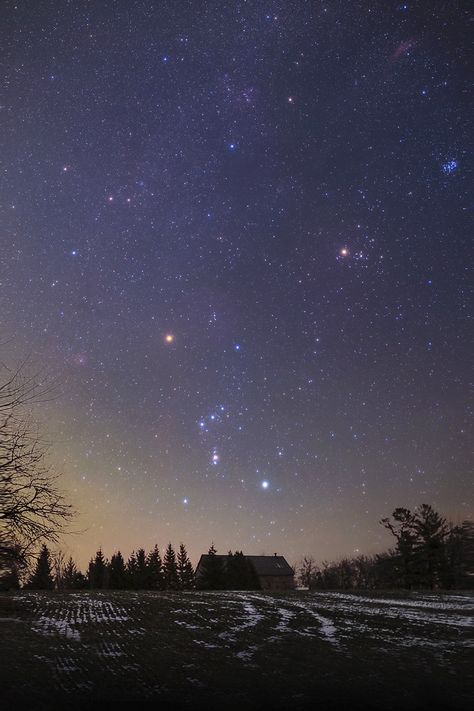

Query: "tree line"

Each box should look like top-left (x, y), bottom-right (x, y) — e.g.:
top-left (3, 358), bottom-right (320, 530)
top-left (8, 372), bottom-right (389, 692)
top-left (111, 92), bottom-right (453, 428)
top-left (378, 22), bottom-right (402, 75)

top-left (18, 544), bottom-right (264, 592)
top-left (21, 542), bottom-right (195, 591)
top-left (299, 505), bottom-right (474, 591)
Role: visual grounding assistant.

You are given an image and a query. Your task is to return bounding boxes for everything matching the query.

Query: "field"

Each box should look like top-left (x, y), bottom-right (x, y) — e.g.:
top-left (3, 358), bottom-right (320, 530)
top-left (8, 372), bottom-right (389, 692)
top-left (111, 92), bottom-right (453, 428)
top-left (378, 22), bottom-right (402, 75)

top-left (1, 589), bottom-right (472, 710)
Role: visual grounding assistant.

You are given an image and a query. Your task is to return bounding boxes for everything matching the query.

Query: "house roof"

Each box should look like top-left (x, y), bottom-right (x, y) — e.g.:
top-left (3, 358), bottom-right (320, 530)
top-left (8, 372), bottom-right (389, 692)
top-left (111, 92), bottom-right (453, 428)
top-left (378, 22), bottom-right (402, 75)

top-left (245, 556), bottom-right (294, 577)
top-left (196, 554), bottom-right (294, 577)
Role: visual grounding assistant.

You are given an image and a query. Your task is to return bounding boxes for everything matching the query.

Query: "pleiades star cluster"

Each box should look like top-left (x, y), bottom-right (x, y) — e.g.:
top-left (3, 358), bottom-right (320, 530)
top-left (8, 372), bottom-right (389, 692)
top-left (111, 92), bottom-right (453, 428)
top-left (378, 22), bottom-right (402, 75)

top-left (0, 1), bottom-right (471, 568)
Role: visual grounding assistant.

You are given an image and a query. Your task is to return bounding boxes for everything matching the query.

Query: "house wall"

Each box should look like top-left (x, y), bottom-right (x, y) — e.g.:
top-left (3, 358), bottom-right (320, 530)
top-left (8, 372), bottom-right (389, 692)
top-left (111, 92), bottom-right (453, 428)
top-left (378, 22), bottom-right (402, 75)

top-left (259, 575), bottom-right (295, 591)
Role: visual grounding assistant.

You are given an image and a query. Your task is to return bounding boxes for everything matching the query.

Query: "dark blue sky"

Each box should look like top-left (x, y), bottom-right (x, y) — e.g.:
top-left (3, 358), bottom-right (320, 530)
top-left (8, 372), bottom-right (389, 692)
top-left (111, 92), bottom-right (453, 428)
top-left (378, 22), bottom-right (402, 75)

top-left (1, 1), bottom-right (471, 566)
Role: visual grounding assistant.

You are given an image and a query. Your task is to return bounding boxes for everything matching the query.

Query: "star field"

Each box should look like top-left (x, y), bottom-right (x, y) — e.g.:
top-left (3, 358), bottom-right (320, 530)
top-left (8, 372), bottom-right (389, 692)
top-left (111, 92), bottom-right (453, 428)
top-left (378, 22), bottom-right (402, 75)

top-left (0, 1), bottom-right (471, 568)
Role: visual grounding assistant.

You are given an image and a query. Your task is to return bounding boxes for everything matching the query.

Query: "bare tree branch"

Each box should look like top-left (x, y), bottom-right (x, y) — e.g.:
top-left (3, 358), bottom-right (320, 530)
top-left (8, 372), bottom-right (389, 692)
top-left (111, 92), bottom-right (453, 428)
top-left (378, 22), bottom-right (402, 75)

top-left (0, 363), bottom-right (75, 583)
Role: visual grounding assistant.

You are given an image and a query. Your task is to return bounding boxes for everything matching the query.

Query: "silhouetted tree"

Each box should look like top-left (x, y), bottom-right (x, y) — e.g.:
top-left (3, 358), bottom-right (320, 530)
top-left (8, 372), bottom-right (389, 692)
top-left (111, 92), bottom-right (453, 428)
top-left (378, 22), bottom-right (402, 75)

top-left (88, 548), bottom-right (107, 589)
top-left (299, 556), bottom-right (316, 588)
top-left (126, 551), bottom-right (138, 589)
top-left (411, 504), bottom-right (450, 588)
top-left (134, 548), bottom-right (148, 589)
top-left (62, 556), bottom-right (85, 589)
top-left (460, 520), bottom-right (474, 588)
top-left (146, 545), bottom-right (163, 590)
top-left (177, 543), bottom-right (194, 590)
top-left (109, 551), bottom-right (127, 589)
top-left (163, 543), bottom-right (179, 590)
top-left (0, 542), bottom-right (23, 590)
top-left (0, 364), bottom-right (74, 577)
top-left (380, 507), bottom-right (418, 588)
top-left (196, 544), bottom-right (226, 590)
top-left (52, 550), bottom-right (67, 590)
top-left (26, 544), bottom-right (54, 590)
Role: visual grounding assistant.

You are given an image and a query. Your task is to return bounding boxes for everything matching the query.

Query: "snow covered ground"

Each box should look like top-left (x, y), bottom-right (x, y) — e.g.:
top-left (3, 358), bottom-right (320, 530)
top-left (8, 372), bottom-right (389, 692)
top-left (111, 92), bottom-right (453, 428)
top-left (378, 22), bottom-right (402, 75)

top-left (2, 590), bottom-right (472, 710)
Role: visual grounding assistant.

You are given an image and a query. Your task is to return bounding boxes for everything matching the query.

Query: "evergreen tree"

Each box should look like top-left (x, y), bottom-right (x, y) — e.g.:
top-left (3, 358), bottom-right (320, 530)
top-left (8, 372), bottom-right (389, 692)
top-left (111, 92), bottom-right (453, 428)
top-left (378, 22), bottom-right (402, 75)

top-left (88, 548), bottom-right (107, 589)
top-left (109, 551), bottom-right (127, 589)
top-left (413, 504), bottom-right (450, 588)
top-left (27, 544), bottom-right (54, 590)
top-left (63, 556), bottom-right (84, 590)
top-left (146, 545), bottom-right (163, 590)
top-left (0, 542), bottom-right (24, 591)
top-left (162, 543), bottom-right (179, 590)
top-left (196, 544), bottom-right (226, 590)
top-left (126, 551), bottom-right (138, 589)
top-left (133, 548), bottom-right (147, 589)
top-left (177, 543), bottom-right (194, 590)
top-left (460, 520), bottom-right (474, 589)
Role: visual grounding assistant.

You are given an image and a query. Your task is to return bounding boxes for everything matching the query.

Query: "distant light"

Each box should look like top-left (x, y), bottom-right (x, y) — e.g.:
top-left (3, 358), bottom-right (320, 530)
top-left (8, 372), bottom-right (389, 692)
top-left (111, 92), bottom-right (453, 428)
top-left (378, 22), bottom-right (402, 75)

top-left (234, 344), bottom-right (241, 351)
top-left (288, 96), bottom-right (294, 103)
top-left (183, 498), bottom-right (188, 505)
top-left (339, 247), bottom-right (349, 256)
top-left (164, 333), bottom-right (175, 343)
top-left (71, 250), bottom-right (77, 256)
top-left (261, 480), bottom-right (269, 489)
top-left (228, 142), bottom-right (236, 151)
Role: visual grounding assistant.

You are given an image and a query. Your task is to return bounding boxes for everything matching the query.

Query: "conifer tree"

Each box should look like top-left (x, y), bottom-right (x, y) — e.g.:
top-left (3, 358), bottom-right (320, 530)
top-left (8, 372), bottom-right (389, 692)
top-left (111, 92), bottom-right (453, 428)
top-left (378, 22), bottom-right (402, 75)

top-left (146, 545), bottom-right (163, 590)
top-left (134, 548), bottom-right (148, 589)
top-left (177, 543), bottom-right (194, 590)
top-left (109, 551), bottom-right (127, 589)
top-left (27, 544), bottom-right (54, 590)
top-left (88, 548), bottom-right (107, 589)
top-left (63, 556), bottom-right (83, 590)
top-left (413, 504), bottom-right (450, 588)
top-left (196, 544), bottom-right (226, 590)
top-left (162, 543), bottom-right (179, 590)
top-left (126, 551), bottom-right (138, 589)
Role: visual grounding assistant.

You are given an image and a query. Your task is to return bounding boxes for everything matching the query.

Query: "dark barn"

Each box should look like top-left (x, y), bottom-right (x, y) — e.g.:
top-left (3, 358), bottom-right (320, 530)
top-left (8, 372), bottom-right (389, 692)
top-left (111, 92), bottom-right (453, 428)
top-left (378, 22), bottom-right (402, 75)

top-left (195, 553), bottom-right (295, 591)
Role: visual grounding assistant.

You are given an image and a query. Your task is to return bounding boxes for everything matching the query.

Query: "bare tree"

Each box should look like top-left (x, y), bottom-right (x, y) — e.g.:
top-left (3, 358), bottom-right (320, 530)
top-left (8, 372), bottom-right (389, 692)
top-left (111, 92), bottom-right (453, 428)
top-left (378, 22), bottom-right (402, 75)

top-left (52, 549), bottom-right (67, 591)
top-left (0, 362), bottom-right (74, 581)
top-left (298, 556), bottom-right (317, 588)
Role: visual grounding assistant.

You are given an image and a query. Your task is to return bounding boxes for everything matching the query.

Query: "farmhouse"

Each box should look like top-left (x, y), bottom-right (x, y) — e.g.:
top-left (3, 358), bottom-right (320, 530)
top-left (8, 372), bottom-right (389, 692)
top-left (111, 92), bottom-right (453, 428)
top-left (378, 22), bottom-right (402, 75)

top-left (196, 553), bottom-right (295, 591)
top-left (247, 555), bottom-right (295, 591)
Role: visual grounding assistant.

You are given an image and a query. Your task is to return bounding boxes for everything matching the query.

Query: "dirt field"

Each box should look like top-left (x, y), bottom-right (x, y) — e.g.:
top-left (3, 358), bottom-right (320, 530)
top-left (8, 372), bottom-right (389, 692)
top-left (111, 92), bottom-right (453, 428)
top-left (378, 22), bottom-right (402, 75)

top-left (1, 590), bottom-right (472, 710)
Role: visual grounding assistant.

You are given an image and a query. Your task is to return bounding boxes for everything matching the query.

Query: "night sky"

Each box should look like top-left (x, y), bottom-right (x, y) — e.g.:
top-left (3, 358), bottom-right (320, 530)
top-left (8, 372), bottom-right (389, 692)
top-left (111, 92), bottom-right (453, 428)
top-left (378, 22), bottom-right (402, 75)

top-left (1, 1), bottom-right (471, 569)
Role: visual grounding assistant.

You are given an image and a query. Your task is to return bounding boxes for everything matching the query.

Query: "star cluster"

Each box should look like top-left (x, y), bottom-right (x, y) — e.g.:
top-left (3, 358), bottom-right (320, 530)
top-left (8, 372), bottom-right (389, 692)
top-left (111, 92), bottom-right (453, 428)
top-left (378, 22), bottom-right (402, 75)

top-left (0, 1), bottom-right (471, 568)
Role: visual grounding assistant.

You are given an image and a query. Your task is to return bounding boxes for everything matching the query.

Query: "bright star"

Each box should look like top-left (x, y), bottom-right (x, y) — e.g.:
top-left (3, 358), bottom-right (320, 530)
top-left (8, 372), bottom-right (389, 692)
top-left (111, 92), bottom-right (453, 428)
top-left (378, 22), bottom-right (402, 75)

top-left (261, 480), bottom-right (269, 489)
top-left (164, 333), bottom-right (175, 344)
top-left (339, 248), bottom-right (349, 257)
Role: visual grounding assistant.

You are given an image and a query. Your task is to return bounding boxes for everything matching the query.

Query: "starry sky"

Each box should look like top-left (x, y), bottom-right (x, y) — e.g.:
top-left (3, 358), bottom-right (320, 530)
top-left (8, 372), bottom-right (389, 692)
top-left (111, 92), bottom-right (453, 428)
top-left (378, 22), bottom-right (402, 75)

top-left (1, 1), bottom-right (471, 569)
